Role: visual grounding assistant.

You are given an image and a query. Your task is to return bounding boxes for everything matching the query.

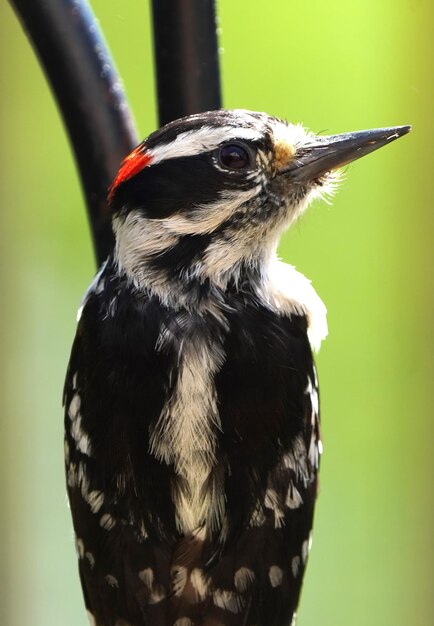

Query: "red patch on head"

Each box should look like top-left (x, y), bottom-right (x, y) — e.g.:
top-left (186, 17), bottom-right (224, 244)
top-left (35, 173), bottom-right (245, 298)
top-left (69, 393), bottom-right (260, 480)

top-left (108, 146), bottom-right (153, 202)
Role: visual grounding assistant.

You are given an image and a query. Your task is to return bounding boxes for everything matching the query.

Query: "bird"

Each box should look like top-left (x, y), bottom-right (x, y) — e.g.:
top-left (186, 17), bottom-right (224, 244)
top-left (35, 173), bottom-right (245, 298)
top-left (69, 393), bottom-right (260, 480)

top-left (63, 109), bottom-right (410, 626)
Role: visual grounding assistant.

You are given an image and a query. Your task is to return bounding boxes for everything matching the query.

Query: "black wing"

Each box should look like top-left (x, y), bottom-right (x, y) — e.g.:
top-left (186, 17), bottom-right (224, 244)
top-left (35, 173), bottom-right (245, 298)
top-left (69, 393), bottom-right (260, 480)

top-left (190, 302), bottom-right (321, 626)
top-left (64, 263), bottom-right (180, 625)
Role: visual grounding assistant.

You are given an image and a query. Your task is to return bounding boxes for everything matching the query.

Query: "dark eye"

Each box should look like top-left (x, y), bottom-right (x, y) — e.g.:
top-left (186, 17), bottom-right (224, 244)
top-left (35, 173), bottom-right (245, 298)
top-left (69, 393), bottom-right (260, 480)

top-left (218, 143), bottom-right (252, 170)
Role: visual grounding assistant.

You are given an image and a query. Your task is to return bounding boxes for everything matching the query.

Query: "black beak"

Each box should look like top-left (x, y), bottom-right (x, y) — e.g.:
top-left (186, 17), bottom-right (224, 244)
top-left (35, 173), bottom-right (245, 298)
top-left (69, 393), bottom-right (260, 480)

top-left (287, 125), bottom-right (411, 182)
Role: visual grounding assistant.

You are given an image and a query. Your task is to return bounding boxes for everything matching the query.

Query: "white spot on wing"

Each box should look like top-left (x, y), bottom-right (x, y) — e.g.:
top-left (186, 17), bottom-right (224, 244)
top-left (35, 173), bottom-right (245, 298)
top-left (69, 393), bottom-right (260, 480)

top-left (306, 375), bottom-right (321, 469)
top-left (75, 537), bottom-right (84, 559)
top-left (100, 514), bottom-right (116, 530)
top-left (70, 415), bottom-right (92, 456)
top-left (68, 394), bottom-right (92, 456)
top-left (105, 574), bottom-right (119, 588)
top-left (69, 460), bottom-right (91, 495)
top-left (139, 520), bottom-right (148, 540)
top-left (138, 568), bottom-right (165, 604)
top-left (149, 585), bottom-right (166, 604)
top-left (308, 532), bottom-right (313, 553)
top-left (86, 490), bottom-right (104, 514)
top-left (285, 482), bottom-right (303, 509)
top-left (190, 568), bottom-right (209, 600)
top-left (308, 437), bottom-right (319, 469)
top-left (68, 393), bottom-right (81, 420)
top-left (310, 385), bottom-right (319, 416)
top-left (171, 565), bottom-right (188, 597)
top-left (213, 589), bottom-right (244, 614)
top-left (64, 439), bottom-right (70, 464)
top-left (139, 568), bottom-right (154, 589)
top-left (234, 567), bottom-right (255, 592)
top-left (249, 506), bottom-right (266, 527)
top-left (268, 565), bottom-right (283, 587)
top-left (174, 619), bottom-right (194, 626)
top-left (313, 364), bottom-right (318, 387)
top-left (302, 539), bottom-right (310, 564)
top-left (291, 555), bottom-right (301, 577)
top-left (78, 461), bottom-right (89, 495)
top-left (264, 488), bottom-right (285, 527)
top-left (67, 463), bottom-right (77, 488)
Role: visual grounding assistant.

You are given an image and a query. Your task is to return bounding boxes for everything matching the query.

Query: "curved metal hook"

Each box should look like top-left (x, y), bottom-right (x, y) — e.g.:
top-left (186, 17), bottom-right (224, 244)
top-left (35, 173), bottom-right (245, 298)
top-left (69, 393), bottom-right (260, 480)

top-left (9, 0), bottom-right (139, 265)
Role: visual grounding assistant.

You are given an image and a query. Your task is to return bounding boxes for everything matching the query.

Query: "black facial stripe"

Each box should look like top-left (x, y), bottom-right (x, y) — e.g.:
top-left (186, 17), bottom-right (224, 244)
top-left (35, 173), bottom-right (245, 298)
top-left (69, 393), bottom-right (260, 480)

top-left (149, 233), bottom-right (212, 277)
top-left (112, 153), bottom-right (256, 219)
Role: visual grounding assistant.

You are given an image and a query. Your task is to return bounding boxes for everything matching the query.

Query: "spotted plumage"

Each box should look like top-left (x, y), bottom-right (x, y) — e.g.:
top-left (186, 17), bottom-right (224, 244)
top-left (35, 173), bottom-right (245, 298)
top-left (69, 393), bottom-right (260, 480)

top-left (64, 109), bottom-right (410, 626)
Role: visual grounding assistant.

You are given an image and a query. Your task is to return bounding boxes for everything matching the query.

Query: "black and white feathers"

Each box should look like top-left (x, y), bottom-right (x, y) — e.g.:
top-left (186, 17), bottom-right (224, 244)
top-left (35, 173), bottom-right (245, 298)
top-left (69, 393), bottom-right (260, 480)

top-left (64, 109), bottom-right (333, 626)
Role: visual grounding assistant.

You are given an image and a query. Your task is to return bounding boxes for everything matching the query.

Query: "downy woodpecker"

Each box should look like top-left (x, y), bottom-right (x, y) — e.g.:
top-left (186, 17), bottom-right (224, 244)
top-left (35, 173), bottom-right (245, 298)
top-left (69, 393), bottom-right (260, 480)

top-left (64, 109), bottom-right (410, 626)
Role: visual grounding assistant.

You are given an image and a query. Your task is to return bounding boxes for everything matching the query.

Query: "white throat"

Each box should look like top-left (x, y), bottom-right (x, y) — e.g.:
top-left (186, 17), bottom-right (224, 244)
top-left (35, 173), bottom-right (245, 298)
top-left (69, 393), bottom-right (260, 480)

top-left (113, 212), bottom-right (327, 351)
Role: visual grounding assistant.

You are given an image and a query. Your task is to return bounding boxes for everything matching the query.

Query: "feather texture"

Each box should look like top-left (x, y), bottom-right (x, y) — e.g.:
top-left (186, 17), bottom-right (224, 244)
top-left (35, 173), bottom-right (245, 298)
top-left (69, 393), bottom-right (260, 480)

top-left (64, 258), bottom-right (321, 626)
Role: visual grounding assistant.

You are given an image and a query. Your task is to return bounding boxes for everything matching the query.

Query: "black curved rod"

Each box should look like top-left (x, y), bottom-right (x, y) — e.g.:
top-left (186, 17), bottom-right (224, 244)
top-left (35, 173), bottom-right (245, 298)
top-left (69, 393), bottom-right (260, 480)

top-left (151, 0), bottom-right (222, 126)
top-left (9, 0), bottom-right (139, 265)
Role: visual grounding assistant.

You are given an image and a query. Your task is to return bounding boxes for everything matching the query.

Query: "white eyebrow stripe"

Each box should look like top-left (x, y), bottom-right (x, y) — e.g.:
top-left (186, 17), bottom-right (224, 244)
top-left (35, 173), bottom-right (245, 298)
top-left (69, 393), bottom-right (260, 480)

top-left (148, 125), bottom-right (262, 164)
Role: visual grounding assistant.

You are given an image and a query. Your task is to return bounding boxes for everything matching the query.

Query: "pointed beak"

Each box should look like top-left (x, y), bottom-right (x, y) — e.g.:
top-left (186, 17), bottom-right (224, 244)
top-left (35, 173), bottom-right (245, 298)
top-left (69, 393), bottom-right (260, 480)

top-left (287, 125), bottom-right (411, 182)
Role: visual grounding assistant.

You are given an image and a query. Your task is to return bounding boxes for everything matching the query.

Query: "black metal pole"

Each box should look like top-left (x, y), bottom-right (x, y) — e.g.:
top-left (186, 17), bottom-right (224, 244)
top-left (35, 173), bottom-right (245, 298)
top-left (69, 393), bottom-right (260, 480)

top-left (9, 0), bottom-right (139, 265)
top-left (151, 0), bottom-right (222, 126)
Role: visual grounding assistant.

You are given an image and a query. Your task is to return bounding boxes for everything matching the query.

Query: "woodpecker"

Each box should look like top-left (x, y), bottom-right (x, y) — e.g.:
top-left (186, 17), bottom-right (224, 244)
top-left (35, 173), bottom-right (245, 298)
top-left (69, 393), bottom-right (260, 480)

top-left (64, 109), bottom-right (410, 626)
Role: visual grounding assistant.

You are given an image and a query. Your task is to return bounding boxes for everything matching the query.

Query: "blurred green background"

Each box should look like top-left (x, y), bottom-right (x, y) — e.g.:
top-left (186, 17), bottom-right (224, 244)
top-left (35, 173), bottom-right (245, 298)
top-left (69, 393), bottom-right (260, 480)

top-left (0, 1), bottom-right (432, 625)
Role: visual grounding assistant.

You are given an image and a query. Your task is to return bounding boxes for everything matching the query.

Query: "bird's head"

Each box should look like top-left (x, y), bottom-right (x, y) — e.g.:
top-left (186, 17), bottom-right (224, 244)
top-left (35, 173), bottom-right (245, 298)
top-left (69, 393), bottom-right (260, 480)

top-left (108, 109), bottom-right (410, 304)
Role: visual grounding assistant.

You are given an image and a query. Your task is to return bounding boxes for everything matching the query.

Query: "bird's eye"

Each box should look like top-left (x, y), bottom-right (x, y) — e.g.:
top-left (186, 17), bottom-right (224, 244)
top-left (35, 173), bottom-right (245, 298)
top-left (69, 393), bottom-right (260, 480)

top-left (218, 143), bottom-right (252, 170)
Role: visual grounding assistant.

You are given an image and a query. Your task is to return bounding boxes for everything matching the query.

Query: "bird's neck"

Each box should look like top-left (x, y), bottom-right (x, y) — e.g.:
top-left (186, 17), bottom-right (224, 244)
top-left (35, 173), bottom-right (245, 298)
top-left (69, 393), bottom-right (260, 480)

top-left (111, 211), bottom-right (327, 351)
top-left (112, 212), bottom-right (278, 313)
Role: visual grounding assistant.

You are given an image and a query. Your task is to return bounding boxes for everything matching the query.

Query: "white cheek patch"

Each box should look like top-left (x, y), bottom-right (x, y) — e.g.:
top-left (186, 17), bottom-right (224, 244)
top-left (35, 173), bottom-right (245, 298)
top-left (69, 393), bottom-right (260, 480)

top-left (165, 186), bottom-right (261, 236)
top-left (149, 125), bottom-right (262, 164)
